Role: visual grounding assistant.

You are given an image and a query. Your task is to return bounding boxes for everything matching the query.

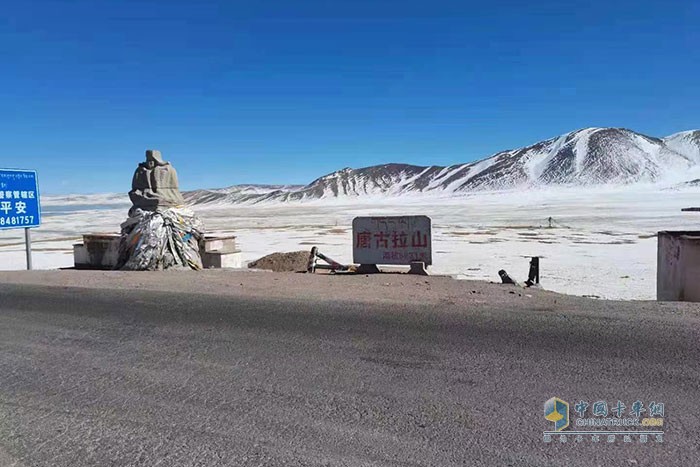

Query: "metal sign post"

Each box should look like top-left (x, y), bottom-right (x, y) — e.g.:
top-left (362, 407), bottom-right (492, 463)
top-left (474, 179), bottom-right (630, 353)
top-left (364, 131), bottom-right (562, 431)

top-left (25, 228), bottom-right (32, 270)
top-left (0, 169), bottom-right (42, 270)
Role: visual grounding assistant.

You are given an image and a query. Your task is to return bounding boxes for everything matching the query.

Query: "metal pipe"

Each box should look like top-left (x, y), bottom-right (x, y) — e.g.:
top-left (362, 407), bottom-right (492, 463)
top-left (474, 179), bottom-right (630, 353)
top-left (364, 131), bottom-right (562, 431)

top-left (25, 228), bottom-right (32, 270)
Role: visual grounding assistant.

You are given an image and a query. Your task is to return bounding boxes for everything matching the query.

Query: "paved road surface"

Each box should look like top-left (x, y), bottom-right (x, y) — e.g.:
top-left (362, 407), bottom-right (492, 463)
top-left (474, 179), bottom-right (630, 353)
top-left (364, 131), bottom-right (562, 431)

top-left (0, 281), bottom-right (698, 466)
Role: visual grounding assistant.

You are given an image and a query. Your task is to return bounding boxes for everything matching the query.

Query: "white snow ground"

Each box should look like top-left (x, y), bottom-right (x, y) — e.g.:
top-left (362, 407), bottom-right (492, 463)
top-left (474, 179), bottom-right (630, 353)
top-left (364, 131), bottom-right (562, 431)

top-left (1, 186), bottom-right (699, 301)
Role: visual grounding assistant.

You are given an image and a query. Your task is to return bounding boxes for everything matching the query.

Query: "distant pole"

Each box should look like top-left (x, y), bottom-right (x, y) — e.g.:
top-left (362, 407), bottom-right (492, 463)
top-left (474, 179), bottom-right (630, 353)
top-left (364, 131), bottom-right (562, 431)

top-left (25, 228), bottom-right (32, 270)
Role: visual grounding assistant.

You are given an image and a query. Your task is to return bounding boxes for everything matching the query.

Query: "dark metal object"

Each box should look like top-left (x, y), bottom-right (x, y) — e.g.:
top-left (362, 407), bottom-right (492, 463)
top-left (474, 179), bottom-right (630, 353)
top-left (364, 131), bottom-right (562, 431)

top-left (525, 256), bottom-right (540, 287)
top-left (498, 269), bottom-right (517, 285)
top-left (307, 247), bottom-right (350, 273)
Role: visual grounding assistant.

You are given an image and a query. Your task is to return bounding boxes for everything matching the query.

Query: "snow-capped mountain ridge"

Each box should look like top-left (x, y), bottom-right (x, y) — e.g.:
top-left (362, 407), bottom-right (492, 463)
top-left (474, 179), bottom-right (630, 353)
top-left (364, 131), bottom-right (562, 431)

top-left (664, 130), bottom-right (700, 164)
top-left (186, 127), bottom-right (700, 205)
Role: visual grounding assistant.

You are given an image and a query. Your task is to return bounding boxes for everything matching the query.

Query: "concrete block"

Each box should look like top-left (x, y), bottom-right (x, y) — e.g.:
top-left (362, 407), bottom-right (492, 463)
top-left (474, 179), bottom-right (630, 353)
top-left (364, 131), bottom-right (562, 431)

top-left (408, 261), bottom-right (429, 276)
top-left (356, 264), bottom-right (381, 274)
top-left (73, 244), bottom-right (89, 267)
top-left (201, 234), bottom-right (237, 253)
top-left (202, 250), bottom-right (243, 269)
top-left (74, 233), bottom-right (120, 269)
top-left (657, 231), bottom-right (700, 302)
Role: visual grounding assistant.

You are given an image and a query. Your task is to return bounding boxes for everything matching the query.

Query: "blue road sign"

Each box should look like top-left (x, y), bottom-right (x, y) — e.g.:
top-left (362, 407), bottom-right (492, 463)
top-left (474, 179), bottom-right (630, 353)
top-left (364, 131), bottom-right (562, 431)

top-left (0, 169), bottom-right (41, 230)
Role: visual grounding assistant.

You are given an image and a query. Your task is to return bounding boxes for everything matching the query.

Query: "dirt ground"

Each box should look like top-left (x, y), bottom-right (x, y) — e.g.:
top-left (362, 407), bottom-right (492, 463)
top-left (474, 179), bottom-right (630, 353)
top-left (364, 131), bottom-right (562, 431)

top-left (0, 269), bottom-right (698, 322)
top-left (247, 251), bottom-right (310, 272)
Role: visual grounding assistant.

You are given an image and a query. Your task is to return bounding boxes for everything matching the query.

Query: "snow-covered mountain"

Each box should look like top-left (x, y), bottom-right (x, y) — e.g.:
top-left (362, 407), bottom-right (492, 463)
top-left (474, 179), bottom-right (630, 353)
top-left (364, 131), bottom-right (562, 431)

top-left (187, 127), bottom-right (700, 205)
top-left (663, 130), bottom-right (700, 165)
top-left (183, 184), bottom-right (304, 204)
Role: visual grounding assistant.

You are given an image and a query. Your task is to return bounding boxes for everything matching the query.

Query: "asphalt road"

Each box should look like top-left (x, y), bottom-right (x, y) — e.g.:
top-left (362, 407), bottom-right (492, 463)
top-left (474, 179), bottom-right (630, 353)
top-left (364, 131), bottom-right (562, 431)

top-left (0, 282), bottom-right (698, 466)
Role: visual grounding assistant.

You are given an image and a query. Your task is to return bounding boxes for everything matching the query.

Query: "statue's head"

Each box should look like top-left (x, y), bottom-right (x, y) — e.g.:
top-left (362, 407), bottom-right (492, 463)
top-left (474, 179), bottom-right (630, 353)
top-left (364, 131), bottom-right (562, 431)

top-left (145, 149), bottom-right (165, 165)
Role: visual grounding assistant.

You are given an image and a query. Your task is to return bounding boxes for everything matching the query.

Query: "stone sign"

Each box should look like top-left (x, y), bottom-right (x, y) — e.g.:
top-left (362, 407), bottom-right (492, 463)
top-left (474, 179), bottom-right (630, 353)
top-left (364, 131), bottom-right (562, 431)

top-left (352, 216), bottom-right (432, 266)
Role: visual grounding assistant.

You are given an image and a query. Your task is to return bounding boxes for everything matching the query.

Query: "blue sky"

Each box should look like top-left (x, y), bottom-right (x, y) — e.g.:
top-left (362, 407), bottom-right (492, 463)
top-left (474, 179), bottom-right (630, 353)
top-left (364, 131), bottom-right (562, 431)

top-left (1, 0), bottom-right (698, 194)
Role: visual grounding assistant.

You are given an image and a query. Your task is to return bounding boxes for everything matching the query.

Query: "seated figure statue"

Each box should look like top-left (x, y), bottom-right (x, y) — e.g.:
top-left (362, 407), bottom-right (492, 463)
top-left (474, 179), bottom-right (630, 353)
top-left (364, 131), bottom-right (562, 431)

top-left (129, 149), bottom-right (185, 210)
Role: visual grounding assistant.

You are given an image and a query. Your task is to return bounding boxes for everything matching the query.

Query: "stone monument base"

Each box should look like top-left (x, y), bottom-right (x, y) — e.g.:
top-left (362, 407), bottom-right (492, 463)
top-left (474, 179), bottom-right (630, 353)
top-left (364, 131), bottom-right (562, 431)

top-left (74, 233), bottom-right (242, 270)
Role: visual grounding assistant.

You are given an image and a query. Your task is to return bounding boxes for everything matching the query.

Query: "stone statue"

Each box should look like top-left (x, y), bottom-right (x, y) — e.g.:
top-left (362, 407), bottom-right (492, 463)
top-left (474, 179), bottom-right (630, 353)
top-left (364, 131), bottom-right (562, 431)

top-left (129, 150), bottom-right (185, 210)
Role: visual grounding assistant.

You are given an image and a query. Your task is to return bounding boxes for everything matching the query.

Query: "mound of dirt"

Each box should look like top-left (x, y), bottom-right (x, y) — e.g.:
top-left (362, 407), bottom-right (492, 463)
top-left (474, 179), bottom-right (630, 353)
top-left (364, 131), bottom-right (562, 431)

top-left (247, 251), bottom-right (309, 272)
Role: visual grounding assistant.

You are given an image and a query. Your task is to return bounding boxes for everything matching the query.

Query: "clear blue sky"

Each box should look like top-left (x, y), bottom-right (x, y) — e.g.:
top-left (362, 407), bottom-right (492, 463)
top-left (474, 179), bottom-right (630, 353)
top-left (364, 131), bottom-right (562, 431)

top-left (2, 0), bottom-right (698, 194)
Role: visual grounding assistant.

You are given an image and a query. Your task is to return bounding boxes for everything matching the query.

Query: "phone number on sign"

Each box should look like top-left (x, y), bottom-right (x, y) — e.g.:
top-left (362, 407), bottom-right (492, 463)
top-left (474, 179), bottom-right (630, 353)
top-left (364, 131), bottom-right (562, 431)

top-left (0, 216), bottom-right (35, 226)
